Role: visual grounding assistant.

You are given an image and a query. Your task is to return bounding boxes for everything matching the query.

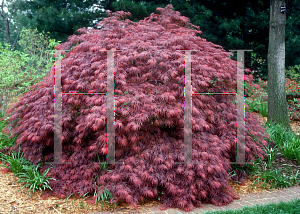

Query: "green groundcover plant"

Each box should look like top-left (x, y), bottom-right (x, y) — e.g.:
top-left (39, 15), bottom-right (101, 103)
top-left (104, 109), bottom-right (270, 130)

top-left (0, 145), bottom-right (55, 196)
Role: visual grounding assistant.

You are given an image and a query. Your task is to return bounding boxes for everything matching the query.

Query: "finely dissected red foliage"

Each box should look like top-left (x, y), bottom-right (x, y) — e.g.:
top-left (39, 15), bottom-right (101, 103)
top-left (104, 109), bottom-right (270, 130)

top-left (2, 5), bottom-right (270, 212)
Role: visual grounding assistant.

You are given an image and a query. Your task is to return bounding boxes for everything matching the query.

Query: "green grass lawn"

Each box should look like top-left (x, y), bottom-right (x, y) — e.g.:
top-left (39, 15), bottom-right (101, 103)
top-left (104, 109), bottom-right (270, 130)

top-left (202, 198), bottom-right (300, 214)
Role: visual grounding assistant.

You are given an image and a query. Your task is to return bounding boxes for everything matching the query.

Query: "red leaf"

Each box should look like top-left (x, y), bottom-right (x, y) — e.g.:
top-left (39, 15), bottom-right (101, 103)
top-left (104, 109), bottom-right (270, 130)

top-left (0, 168), bottom-right (12, 173)
top-left (1, 128), bottom-right (11, 135)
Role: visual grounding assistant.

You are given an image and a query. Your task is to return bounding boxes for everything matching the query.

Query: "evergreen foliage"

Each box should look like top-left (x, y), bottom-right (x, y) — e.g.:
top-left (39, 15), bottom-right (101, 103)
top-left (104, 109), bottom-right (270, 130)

top-left (7, 0), bottom-right (108, 43)
top-left (106, 0), bottom-right (300, 80)
top-left (2, 5), bottom-right (269, 211)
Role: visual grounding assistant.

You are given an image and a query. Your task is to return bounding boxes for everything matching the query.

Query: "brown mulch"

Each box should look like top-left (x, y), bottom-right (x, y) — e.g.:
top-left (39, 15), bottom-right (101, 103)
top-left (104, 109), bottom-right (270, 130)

top-left (0, 113), bottom-right (299, 214)
top-left (0, 160), bottom-right (284, 214)
top-left (0, 158), bottom-right (163, 214)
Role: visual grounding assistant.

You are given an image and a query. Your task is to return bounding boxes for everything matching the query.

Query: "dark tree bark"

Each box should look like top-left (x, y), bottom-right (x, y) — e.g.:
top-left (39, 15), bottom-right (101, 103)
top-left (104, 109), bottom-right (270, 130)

top-left (267, 0), bottom-right (291, 130)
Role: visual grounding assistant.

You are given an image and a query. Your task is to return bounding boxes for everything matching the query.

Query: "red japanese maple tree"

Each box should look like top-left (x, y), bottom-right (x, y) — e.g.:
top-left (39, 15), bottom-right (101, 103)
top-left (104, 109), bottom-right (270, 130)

top-left (2, 4), bottom-right (269, 212)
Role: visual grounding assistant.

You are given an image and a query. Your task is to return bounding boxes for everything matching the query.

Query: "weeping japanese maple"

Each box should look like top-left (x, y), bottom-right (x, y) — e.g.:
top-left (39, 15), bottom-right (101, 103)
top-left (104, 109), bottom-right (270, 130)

top-left (2, 4), bottom-right (269, 212)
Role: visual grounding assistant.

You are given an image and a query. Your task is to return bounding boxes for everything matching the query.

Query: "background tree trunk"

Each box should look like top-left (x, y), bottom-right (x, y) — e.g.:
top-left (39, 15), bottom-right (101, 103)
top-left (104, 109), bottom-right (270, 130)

top-left (0, 0), bottom-right (19, 50)
top-left (0, 0), bottom-right (11, 45)
top-left (267, 0), bottom-right (291, 130)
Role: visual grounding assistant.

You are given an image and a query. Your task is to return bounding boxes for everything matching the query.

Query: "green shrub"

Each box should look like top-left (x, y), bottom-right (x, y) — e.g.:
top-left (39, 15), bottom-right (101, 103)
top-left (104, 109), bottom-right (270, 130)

top-left (0, 27), bottom-right (61, 97)
top-left (286, 65), bottom-right (300, 82)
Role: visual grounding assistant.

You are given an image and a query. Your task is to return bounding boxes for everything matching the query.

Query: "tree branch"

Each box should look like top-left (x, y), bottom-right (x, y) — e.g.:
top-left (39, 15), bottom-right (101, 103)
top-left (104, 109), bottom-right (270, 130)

top-left (0, 0), bottom-right (5, 18)
top-left (10, 29), bottom-right (21, 50)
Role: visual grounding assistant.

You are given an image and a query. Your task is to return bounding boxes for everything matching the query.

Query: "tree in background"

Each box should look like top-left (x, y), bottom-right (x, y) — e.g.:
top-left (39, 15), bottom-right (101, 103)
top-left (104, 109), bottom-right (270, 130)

top-left (285, 0), bottom-right (300, 67)
top-left (0, 0), bottom-right (21, 49)
top-left (156, 0), bottom-right (271, 79)
top-left (103, 0), bottom-right (299, 81)
top-left (4, 0), bottom-right (299, 80)
top-left (7, 0), bottom-right (108, 43)
top-left (110, 0), bottom-right (160, 22)
top-left (267, 0), bottom-right (291, 129)
top-left (102, 0), bottom-right (270, 78)
top-left (103, 0), bottom-right (175, 22)
top-left (101, 0), bottom-right (171, 16)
